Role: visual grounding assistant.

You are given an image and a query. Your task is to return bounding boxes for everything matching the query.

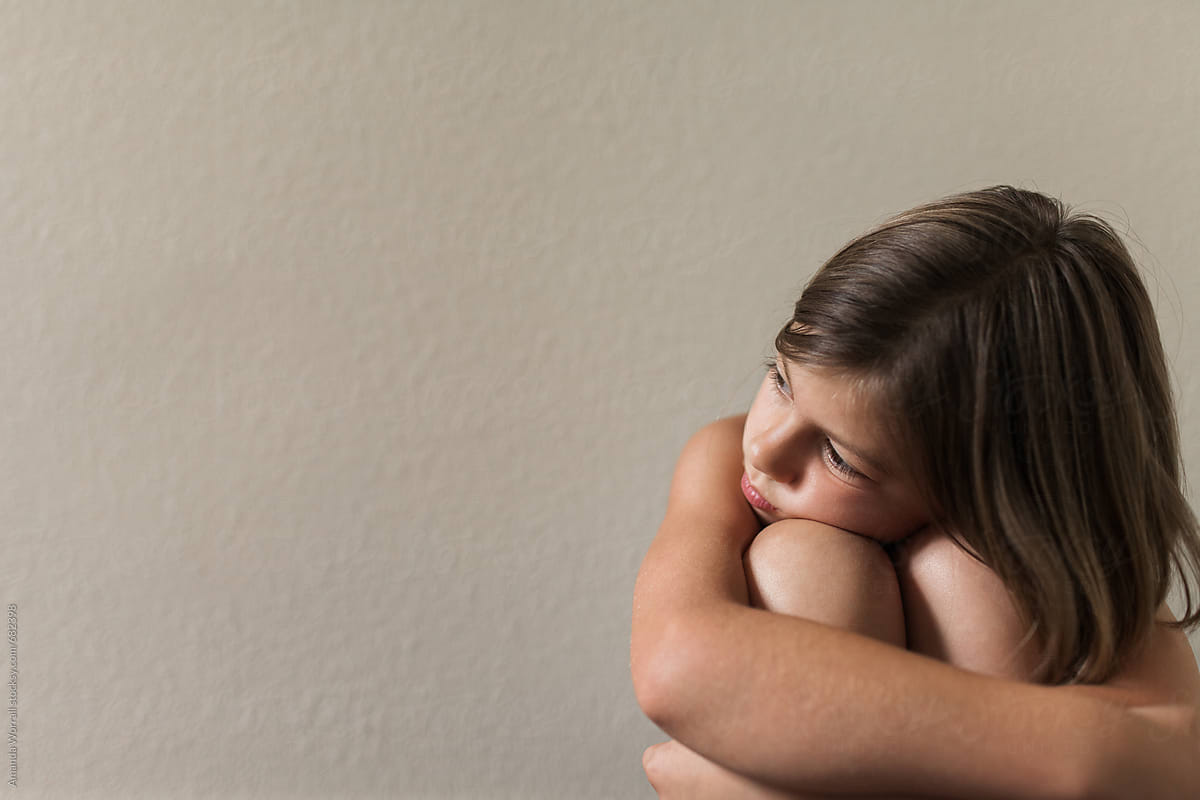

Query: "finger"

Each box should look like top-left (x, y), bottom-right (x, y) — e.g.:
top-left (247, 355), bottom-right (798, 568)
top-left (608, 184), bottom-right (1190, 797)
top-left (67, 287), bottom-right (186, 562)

top-left (642, 741), bottom-right (671, 791)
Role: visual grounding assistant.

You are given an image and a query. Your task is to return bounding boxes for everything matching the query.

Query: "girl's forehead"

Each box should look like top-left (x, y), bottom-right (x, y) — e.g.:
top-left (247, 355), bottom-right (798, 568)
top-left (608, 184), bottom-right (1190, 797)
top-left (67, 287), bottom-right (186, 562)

top-left (779, 356), bottom-right (910, 475)
top-left (776, 355), bottom-right (883, 408)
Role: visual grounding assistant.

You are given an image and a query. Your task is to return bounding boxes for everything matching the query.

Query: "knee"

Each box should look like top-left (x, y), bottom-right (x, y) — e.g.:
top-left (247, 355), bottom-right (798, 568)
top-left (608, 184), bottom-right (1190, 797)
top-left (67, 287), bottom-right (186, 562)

top-left (893, 526), bottom-right (1041, 679)
top-left (744, 519), bottom-right (905, 647)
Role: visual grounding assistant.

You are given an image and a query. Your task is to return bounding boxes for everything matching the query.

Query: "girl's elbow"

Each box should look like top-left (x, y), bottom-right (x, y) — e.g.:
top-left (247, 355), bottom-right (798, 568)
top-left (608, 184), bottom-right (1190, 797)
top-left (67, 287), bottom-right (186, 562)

top-left (631, 617), bottom-right (701, 729)
top-left (631, 652), bottom-right (677, 728)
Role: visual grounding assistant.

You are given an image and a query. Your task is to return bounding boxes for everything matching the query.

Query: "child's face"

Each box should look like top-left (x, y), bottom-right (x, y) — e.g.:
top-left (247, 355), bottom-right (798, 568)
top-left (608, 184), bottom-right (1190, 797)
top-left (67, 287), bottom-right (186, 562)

top-left (741, 356), bottom-right (931, 543)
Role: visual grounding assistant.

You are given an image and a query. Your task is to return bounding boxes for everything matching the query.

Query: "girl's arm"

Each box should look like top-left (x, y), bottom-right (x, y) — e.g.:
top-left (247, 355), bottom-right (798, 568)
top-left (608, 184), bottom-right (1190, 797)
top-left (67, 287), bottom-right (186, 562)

top-left (630, 416), bottom-right (1200, 800)
top-left (644, 737), bottom-right (944, 800)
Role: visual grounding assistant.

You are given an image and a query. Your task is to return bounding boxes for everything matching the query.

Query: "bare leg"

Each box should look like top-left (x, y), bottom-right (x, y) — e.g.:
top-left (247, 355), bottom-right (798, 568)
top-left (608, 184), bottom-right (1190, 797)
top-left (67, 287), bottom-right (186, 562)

top-left (890, 525), bottom-right (1042, 681)
top-left (644, 520), bottom-right (946, 799)
top-left (686, 518), bottom-right (931, 800)
top-left (744, 518), bottom-right (906, 648)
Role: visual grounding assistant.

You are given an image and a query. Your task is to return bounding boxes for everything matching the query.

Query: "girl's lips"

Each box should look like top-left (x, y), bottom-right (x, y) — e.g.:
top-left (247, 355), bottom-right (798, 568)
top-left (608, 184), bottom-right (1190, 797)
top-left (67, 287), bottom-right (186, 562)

top-left (741, 472), bottom-right (778, 512)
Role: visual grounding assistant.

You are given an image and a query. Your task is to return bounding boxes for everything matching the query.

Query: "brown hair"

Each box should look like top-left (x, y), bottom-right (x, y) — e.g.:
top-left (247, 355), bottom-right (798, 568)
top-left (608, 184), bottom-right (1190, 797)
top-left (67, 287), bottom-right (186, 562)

top-left (776, 185), bottom-right (1200, 685)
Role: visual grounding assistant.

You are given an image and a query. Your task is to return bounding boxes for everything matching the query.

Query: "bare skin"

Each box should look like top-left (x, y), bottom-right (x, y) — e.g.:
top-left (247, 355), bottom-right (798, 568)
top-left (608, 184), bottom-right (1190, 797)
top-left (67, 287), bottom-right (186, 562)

top-left (633, 414), bottom-right (1200, 799)
top-left (644, 518), bottom-right (1200, 799)
top-left (644, 518), bottom-right (1199, 800)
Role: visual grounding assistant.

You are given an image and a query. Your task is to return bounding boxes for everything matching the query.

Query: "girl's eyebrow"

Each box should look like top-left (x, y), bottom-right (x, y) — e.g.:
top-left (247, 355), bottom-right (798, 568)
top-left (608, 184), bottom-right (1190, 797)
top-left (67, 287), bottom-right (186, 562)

top-left (775, 356), bottom-right (892, 477)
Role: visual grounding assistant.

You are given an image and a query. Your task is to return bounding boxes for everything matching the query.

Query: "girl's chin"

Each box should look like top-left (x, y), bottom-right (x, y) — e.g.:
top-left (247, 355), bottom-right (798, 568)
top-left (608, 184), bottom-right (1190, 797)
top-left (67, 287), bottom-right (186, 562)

top-left (752, 507), bottom-right (784, 526)
top-left (751, 511), bottom-right (899, 544)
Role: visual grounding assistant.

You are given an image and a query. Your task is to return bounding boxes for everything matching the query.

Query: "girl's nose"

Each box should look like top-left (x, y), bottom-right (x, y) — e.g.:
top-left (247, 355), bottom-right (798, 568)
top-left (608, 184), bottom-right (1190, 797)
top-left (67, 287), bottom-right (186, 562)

top-left (748, 422), bottom-right (806, 485)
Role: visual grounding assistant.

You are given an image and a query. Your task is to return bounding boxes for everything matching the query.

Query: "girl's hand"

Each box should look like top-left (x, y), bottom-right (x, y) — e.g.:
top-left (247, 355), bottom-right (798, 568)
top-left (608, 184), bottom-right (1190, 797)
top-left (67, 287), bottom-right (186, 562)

top-left (643, 740), bottom-right (805, 800)
top-left (643, 740), bottom-right (936, 800)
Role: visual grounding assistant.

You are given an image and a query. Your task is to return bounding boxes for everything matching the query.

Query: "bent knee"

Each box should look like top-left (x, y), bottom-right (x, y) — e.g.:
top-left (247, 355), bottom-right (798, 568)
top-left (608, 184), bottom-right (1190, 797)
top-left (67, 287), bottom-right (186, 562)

top-left (744, 519), bottom-right (904, 647)
top-left (893, 526), bottom-right (1041, 679)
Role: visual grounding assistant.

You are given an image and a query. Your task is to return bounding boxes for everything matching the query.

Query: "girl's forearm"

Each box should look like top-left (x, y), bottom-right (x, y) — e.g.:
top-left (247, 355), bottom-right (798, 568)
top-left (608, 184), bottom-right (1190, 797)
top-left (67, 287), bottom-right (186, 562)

top-left (644, 603), bottom-right (1110, 798)
top-left (644, 738), bottom-right (953, 800)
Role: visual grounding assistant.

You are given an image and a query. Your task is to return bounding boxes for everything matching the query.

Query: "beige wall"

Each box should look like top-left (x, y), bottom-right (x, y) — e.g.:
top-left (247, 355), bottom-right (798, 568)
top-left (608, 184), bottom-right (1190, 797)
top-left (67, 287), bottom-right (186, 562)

top-left (2, 1), bottom-right (1198, 797)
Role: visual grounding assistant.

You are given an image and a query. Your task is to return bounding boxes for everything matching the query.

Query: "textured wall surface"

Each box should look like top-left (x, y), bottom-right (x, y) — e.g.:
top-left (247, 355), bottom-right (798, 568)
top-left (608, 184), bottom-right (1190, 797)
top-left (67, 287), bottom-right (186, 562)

top-left (1, 1), bottom-right (1199, 798)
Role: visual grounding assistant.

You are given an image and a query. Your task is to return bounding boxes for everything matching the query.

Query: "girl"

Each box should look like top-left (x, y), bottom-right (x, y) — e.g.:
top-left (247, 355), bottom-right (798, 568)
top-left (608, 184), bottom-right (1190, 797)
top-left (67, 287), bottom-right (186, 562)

top-left (631, 186), bottom-right (1200, 798)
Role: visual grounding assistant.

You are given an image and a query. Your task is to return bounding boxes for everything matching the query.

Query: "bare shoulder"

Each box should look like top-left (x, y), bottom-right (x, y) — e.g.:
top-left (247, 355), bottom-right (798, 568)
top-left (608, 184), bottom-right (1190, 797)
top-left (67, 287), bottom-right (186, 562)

top-left (666, 414), bottom-right (751, 526)
top-left (682, 414), bottom-right (746, 454)
top-left (668, 416), bottom-right (745, 496)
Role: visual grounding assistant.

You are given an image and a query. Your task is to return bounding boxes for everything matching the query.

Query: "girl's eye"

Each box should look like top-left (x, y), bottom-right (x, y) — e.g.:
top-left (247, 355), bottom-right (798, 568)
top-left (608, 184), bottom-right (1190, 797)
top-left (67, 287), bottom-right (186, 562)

top-left (765, 360), bottom-right (865, 482)
top-left (822, 438), bottom-right (862, 480)
top-left (767, 364), bottom-right (791, 397)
